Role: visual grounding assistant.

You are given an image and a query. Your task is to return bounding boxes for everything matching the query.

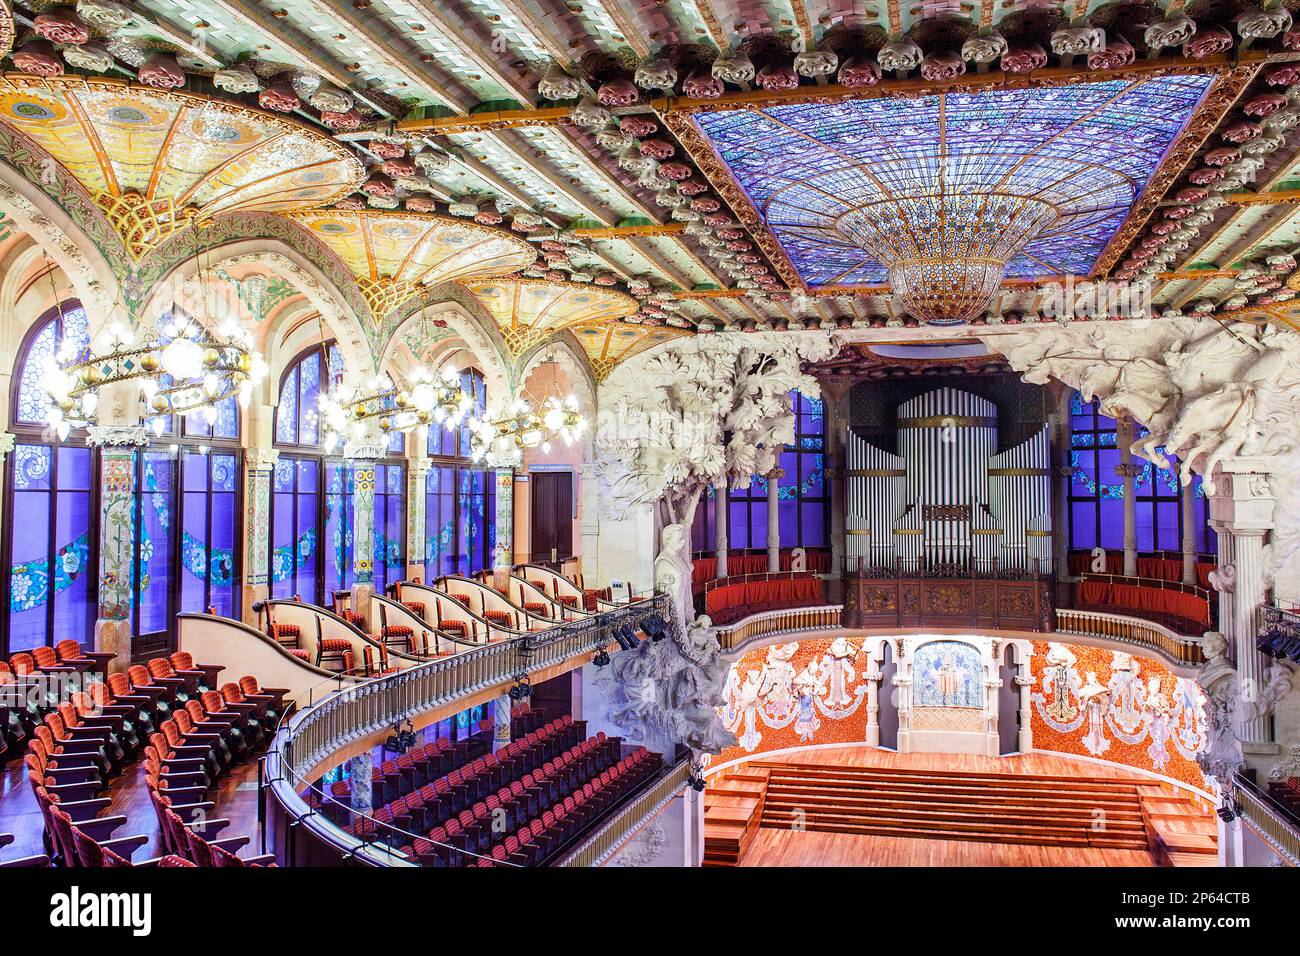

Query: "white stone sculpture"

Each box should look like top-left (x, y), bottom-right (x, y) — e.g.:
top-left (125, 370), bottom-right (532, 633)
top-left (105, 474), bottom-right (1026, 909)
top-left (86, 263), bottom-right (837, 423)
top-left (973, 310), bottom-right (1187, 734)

top-left (985, 318), bottom-right (1300, 582)
top-left (597, 613), bottom-right (738, 756)
top-left (653, 522), bottom-right (694, 634)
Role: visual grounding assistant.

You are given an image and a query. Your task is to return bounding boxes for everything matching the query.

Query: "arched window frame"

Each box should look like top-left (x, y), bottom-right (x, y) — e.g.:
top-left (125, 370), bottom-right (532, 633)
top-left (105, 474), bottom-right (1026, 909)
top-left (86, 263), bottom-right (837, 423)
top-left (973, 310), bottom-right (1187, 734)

top-left (2, 300), bottom-right (98, 654)
top-left (424, 367), bottom-right (495, 579)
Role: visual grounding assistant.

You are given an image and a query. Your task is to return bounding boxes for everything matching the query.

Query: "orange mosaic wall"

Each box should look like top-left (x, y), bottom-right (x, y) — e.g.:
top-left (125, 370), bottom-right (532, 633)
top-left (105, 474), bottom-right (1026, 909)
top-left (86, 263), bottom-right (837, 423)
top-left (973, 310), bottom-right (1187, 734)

top-left (715, 637), bottom-right (872, 766)
top-left (1028, 640), bottom-right (1208, 792)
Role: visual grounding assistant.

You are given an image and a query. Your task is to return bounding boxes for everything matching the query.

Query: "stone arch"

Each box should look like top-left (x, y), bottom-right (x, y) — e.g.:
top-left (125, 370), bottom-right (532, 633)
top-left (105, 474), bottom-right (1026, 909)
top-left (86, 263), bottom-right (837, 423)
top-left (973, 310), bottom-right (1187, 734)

top-left (381, 299), bottom-right (511, 406)
top-left (0, 159), bottom-right (120, 325)
top-left (138, 241), bottom-right (373, 396)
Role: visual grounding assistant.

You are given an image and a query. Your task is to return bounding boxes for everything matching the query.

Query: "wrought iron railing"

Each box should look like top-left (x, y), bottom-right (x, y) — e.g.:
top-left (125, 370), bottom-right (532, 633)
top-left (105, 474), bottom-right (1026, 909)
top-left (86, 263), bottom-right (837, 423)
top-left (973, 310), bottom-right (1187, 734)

top-left (1054, 607), bottom-right (1205, 665)
top-left (555, 756), bottom-right (692, 867)
top-left (1235, 772), bottom-right (1300, 867)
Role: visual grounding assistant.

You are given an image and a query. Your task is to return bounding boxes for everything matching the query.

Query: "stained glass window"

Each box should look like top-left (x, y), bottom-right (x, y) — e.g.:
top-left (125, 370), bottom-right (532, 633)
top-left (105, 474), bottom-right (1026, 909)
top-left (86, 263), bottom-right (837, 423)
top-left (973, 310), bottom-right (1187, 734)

top-left (1068, 394), bottom-right (1214, 556)
top-left (374, 461), bottom-right (406, 593)
top-left (4, 443), bottom-right (94, 652)
top-left (179, 450), bottom-right (239, 618)
top-left (691, 76), bottom-right (1214, 287)
top-left (424, 368), bottom-right (495, 578)
top-left (325, 461), bottom-right (354, 599)
top-left (15, 301), bottom-right (90, 427)
top-left (276, 344), bottom-right (344, 447)
top-left (270, 456), bottom-right (320, 601)
top-left (693, 389), bottom-right (827, 552)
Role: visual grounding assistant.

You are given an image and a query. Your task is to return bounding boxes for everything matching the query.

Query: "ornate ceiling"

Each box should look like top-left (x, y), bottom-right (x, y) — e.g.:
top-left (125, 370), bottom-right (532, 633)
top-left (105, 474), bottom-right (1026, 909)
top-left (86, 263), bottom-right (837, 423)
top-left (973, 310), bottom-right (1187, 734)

top-left (1, 0), bottom-right (1300, 373)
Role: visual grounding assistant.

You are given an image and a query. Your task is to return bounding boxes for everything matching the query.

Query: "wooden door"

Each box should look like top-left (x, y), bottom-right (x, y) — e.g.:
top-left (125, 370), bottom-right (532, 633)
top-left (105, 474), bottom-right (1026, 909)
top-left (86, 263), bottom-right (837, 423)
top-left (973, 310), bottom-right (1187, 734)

top-left (529, 471), bottom-right (573, 565)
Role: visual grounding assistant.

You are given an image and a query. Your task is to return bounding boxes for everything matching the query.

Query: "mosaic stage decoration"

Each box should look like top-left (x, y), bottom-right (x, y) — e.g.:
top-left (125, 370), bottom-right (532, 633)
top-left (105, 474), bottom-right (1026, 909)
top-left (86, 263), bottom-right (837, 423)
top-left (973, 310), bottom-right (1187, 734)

top-left (0, 75), bottom-right (364, 259)
top-left (690, 75), bottom-right (1214, 322)
top-left (717, 637), bottom-right (871, 765)
top-left (913, 640), bottom-right (984, 708)
top-left (1030, 640), bottom-right (1209, 791)
top-left (461, 277), bottom-right (638, 356)
top-left (290, 210), bottom-right (535, 321)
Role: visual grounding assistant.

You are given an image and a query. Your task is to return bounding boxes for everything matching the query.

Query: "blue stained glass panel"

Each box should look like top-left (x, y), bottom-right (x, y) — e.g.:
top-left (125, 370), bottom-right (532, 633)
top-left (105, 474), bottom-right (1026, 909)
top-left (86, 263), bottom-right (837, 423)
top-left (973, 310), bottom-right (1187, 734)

top-left (692, 76), bottom-right (1214, 287)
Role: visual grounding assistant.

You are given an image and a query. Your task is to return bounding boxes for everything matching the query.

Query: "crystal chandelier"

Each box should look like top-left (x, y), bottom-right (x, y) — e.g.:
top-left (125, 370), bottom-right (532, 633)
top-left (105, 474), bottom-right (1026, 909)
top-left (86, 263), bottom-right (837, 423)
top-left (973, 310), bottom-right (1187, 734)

top-left (44, 312), bottom-right (266, 439)
top-left (469, 394), bottom-right (586, 467)
top-left (838, 192), bottom-right (1058, 325)
top-left (320, 364), bottom-right (470, 454)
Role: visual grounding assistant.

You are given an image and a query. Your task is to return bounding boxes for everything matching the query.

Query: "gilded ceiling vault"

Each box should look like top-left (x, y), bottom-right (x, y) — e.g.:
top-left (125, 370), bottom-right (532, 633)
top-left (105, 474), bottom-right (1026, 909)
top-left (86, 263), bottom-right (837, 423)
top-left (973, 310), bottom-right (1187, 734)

top-left (0, 0), bottom-right (1298, 364)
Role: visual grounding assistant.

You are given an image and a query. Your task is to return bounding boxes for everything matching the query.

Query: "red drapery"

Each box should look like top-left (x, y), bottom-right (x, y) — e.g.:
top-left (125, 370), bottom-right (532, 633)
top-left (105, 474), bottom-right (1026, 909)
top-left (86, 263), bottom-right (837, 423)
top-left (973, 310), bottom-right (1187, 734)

top-left (692, 550), bottom-right (830, 590)
top-left (1067, 551), bottom-right (1215, 590)
top-left (705, 575), bottom-right (824, 623)
top-left (1076, 579), bottom-right (1210, 629)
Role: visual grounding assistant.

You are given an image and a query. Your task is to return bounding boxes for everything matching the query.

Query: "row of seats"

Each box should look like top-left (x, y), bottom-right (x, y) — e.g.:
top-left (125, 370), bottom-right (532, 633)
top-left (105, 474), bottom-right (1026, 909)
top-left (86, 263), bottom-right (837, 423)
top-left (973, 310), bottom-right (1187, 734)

top-left (351, 715), bottom-right (582, 831)
top-left (1267, 777), bottom-right (1300, 822)
top-left (409, 745), bottom-right (662, 867)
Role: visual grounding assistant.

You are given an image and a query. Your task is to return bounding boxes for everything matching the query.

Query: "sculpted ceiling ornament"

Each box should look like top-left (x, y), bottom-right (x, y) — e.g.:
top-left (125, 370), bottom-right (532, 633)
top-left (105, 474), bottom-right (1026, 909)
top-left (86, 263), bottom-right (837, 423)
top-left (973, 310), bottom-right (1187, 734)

top-left (984, 318), bottom-right (1300, 581)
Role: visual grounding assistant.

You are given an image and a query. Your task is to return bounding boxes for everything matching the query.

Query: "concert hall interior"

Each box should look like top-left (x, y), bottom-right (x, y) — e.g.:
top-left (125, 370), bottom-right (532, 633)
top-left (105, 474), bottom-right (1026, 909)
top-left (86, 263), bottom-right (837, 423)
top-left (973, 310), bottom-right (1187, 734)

top-left (0, 0), bottom-right (1299, 877)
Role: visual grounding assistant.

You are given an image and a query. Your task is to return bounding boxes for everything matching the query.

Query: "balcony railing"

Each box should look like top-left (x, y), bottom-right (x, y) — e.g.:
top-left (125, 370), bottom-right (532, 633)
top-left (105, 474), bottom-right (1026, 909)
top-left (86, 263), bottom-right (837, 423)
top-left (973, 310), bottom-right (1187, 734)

top-left (275, 593), bottom-right (668, 789)
top-left (1054, 607), bottom-right (1205, 666)
top-left (714, 605), bottom-right (843, 652)
top-left (555, 756), bottom-right (692, 867)
top-left (1235, 772), bottom-right (1300, 867)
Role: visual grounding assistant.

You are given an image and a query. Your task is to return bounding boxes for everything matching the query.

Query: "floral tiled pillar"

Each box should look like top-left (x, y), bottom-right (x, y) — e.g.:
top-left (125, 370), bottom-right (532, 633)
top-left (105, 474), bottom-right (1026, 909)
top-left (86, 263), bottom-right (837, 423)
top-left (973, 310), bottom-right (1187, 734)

top-left (493, 468), bottom-right (514, 572)
top-left (406, 457), bottom-right (431, 581)
top-left (243, 448), bottom-right (278, 623)
top-left (351, 461), bottom-right (376, 586)
top-left (89, 424), bottom-right (147, 674)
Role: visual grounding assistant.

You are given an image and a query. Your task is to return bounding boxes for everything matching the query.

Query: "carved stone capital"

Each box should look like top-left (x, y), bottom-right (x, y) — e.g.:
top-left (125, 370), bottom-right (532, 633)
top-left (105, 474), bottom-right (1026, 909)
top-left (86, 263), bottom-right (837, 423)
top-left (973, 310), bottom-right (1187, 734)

top-left (245, 447), bottom-right (280, 472)
top-left (87, 424), bottom-right (148, 447)
top-left (0, 432), bottom-right (15, 456)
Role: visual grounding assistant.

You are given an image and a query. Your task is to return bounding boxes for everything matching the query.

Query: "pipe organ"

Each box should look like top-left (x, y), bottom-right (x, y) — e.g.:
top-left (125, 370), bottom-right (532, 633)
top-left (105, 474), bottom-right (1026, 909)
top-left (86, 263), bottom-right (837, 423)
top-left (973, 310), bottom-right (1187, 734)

top-left (846, 387), bottom-right (1052, 577)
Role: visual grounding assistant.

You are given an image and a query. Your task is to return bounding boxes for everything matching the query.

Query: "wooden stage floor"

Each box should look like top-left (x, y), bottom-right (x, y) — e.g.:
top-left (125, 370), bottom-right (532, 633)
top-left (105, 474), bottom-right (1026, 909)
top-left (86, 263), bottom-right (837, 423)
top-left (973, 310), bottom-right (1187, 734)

top-left (734, 747), bottom-right (1168, 868)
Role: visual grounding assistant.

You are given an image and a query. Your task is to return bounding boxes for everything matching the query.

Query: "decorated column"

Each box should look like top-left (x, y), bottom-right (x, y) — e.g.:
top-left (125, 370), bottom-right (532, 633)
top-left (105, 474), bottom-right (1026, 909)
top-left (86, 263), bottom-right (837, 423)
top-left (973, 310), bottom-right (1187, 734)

top-left (493, 467), bottom-right (514, 572)
top-left (89, 422), bottom-right (148, 673)
top-left (1181, 480), bottom-right (1198, 586)
top-left (579, 462), bottom-right (600, 581)
top-left (713, 481), bottom-right (728, 578)
top-left (766, 465), bottom-right (781, 573)
top-left (1116, 416), bottom-right (1139, 577)
top-left (1209, 460), bottom-right (1277, 749)
top-left (406, 457), bottom-right (431, 581)
top-left (1051, 387), bottom-right (1072, 597)
top-left (348, 454), bottom-right (376, 621)
top-left (243, 448), bottom-right (278, 622)
top-left (348, 751), bottom-right (373, 815)
top-left (493, 692), bottom-right (512, 753)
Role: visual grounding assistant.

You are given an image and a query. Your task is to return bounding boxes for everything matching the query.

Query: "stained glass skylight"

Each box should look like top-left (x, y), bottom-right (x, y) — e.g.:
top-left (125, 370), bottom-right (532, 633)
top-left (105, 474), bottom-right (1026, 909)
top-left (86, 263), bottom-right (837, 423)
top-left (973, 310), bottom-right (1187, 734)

top-left (692, 75), bottom-right (1215, 288)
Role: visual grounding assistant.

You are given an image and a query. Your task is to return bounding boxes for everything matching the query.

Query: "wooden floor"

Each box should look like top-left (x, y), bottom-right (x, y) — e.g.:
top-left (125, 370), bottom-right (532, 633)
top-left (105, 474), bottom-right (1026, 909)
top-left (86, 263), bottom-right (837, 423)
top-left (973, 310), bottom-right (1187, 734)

top-left (716, 747), bottom-right (1211, 868)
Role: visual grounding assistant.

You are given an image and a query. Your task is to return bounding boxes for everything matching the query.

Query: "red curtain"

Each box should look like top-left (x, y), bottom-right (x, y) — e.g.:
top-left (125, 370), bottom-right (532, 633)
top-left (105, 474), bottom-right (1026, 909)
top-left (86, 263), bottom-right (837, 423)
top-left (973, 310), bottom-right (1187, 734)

top-left (1076, 579), bottom-right (1210, 629)
top-left (705, 576), bottom-right (824, 621)
top-left (1068, 551), bottom-right (1215, 589)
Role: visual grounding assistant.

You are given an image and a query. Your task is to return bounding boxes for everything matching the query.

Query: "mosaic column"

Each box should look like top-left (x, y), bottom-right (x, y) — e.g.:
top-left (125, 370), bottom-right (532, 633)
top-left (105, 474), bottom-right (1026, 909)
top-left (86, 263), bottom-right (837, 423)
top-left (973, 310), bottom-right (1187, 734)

top-left (579, 462), bottom-right (600, 581)
top-left (493, 692), bottom-right (512, 753)
top-left (88, 423), bottom-right (148, 674)
top-left (242, 448), bottom-right (278, 623)
top-left (713, 482), bottom-right (728, 578)
top-left (1181, 481), bottom-right (1198, 586)
top-left (349, 458), bottom-right (375, 619)
top-left (348, 751), bottom-right (373, 815)
top-left (766, 465), bottom-right (782, 573)
top-left (1209, 459), bottom-right (1277, 750)
top-left (406, 457), bottom-right (431, 582)
top-left (1116, 417), bottom-right (1139, 577)
top-left (493, 468), bottom-right (514, 572)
